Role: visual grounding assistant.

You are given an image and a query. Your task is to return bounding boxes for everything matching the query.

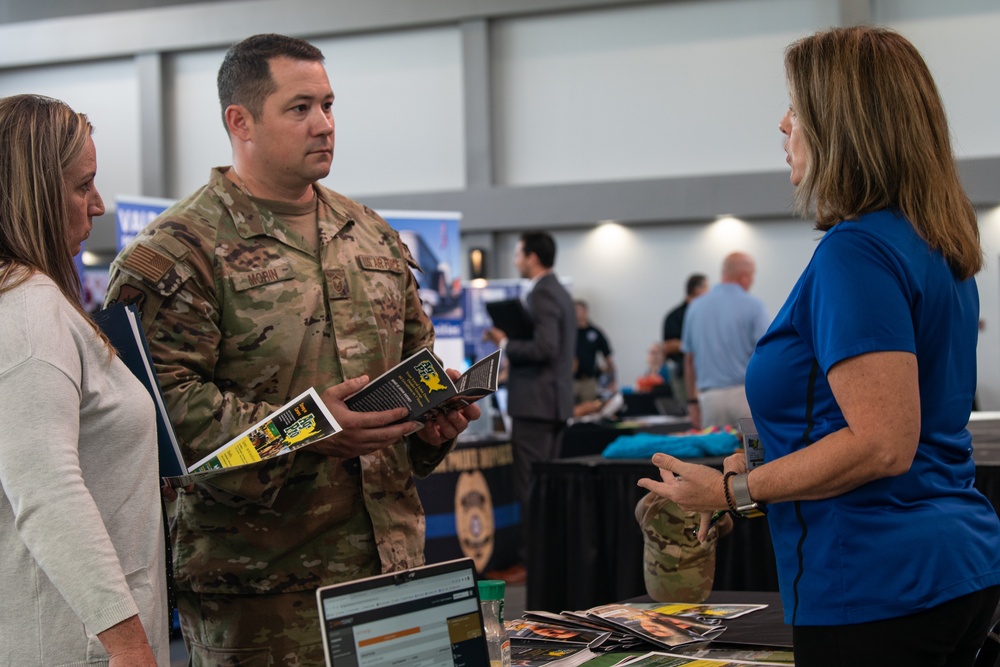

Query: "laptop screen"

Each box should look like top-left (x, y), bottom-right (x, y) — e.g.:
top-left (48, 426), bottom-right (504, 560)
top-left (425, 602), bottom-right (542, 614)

top-left (316, 558), bottom-right (489, 667)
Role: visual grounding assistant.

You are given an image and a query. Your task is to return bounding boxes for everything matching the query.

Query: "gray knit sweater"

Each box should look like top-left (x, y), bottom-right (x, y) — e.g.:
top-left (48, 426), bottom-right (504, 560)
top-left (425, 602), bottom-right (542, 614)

top-left (0, 273), bottom-right (168, 666)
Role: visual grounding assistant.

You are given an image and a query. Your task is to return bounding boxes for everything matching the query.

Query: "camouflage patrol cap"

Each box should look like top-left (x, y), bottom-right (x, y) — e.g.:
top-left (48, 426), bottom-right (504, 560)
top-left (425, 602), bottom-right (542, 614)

top-left (634, 492), bottom-right (718, 603)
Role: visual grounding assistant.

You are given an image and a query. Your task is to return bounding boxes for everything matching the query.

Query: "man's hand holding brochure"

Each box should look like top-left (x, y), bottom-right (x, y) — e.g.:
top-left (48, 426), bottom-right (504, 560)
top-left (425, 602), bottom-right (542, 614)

top-left (177, 348), bottom-right (498, 482)
top-left (344, 348), bottom-right (502, 423)
top-left (97, 301), bottom-right (500, 486)
top-left (184, 388), bottom-right (341, 475)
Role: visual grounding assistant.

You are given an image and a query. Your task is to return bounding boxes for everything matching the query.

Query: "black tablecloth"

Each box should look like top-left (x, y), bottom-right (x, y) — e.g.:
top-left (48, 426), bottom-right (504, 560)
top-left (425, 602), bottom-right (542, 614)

top-left (560, 418), bottom-right (691, 458)
top-left (528, 417), bottom-right (1000, 613)
top-left (704, 590), bottom-right (790, 647)
top-left (527, 455), bottom-right (779, 612)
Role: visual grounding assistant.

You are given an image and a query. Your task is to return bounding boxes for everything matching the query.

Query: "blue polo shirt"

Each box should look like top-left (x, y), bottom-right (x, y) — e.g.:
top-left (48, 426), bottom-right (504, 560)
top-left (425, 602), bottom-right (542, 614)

top-left (745, 208), bottom-right (1000, 626)
top-left (681, 283), bottom-right (769, 391)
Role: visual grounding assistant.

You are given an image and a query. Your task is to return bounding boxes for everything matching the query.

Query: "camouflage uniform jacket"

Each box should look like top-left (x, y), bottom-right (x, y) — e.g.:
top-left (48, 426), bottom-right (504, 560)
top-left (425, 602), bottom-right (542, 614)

top-left (105, 167), bottom-right (448, 595)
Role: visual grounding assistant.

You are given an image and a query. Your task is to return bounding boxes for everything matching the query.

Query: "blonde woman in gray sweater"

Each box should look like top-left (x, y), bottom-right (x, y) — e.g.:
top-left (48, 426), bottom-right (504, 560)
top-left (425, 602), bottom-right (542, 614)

top-left (0, 95), bottom-right (168, 666)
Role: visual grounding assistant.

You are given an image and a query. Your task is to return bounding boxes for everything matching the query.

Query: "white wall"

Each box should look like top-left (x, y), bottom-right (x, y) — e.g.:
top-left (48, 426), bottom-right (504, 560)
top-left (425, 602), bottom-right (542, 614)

top-left (879, 1), bottom-right (1000, 160)
top-left (492, 0), bottom-right (837, 185)
top-left (978, 207), bottom-right (1000, 409)
top-left (166, 27), bottom-right (464, 199)
top-left (0, 58), bottom-right (141, 209)
top-left (166, 47), bottom-right (232, 195)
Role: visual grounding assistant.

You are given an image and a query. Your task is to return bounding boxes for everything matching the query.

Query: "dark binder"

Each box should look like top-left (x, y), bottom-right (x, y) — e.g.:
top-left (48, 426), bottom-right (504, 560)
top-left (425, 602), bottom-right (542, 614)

top-left (93, 302), bottom-right (186, 478)
top-left (485, 298), bottom-right (534, 340)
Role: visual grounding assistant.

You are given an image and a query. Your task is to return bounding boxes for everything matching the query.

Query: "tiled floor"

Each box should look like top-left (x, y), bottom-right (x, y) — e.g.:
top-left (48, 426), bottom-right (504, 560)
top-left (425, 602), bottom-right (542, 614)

top-left (168, 583), bottom-right (527, 666)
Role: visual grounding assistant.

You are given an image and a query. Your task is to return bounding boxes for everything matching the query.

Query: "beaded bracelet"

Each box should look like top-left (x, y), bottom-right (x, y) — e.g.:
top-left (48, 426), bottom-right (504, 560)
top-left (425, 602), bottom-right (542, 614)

top-left (723, 471), bottom-right (739, 517)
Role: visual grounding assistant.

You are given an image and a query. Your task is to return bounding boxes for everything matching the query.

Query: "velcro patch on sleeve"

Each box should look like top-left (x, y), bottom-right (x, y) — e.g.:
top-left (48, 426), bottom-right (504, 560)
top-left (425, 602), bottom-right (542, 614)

top-left (356, 254), bottom-right (404, 273)
top-left (122, 244), bottom-right (174, 284)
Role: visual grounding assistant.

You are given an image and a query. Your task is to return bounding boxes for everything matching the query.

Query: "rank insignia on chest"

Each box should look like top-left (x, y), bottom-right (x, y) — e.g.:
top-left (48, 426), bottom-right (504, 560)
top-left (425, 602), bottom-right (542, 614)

top-left (325, 268), bottom-right (350, 300)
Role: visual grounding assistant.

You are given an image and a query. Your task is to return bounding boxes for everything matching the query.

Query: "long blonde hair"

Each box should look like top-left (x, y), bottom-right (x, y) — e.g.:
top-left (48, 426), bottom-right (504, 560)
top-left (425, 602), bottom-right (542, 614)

top-left (0, 94), bottom-right (110, 343)
top-left (785, 26), bottom-right (982, 279)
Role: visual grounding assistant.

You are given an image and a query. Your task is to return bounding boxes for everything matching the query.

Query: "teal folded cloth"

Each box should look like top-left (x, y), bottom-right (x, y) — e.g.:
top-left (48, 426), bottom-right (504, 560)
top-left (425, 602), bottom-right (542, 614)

top-left (602, 430), bottom-right (741, 459)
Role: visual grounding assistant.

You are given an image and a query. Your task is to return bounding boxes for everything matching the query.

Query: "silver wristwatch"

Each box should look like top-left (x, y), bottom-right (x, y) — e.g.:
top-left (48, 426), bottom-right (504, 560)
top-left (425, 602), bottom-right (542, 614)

top-left (730, 473), bottom-right (766, 517)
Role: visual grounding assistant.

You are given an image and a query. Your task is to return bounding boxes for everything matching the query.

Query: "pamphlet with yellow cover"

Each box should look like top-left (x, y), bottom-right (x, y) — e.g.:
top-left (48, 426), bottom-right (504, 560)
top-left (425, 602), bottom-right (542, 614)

top-left (345, 348), bottom-right (502, 422)
top-left (185, 387), bottom-right (341, 475)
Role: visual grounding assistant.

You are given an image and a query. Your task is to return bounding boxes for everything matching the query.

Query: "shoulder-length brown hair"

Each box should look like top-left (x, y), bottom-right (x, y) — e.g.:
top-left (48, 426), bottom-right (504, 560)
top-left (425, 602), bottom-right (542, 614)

top-left (785, 26), bottom-right (982, 279)
top-left (0, 94), bottom-right (110, 343)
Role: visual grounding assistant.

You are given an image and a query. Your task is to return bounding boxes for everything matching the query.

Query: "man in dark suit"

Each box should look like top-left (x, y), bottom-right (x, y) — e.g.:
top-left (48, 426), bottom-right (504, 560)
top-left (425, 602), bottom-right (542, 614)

top-left (486, 232), bottom-right (575, 579)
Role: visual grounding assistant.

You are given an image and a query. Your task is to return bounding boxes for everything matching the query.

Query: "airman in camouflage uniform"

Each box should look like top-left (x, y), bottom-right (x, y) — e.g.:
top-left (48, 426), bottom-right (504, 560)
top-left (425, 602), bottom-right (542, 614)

top-left (105, 34), bottom-right (478, 667)
top-left (634, 492), bottom-right (733, 603)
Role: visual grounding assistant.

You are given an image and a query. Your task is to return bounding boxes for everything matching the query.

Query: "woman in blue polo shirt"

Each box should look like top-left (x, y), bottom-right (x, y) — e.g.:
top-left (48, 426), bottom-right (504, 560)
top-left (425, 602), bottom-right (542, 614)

top-left (639, 26), bottom-right (1000, 666)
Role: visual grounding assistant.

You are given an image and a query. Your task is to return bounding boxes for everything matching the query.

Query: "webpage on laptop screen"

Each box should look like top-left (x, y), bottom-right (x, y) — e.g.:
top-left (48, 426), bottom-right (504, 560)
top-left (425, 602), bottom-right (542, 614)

top-left (322, 569), bottom-right (488, 667)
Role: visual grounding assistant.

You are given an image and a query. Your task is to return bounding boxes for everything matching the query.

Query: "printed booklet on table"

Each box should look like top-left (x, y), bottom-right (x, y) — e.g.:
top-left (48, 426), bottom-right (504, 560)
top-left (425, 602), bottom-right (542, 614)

top-left (585, 603), bottom-right (725, 650)
top-left (647, 603), bottom-right (769, 621)
top-left (612, 651), bottom-right (793, 666)
top-left (345, 348), bottom-right (502, 422)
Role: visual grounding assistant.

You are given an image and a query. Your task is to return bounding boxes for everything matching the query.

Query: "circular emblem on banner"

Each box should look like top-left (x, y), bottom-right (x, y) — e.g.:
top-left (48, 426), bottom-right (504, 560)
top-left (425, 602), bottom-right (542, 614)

top-left (454, 471), bottom-right (495, 571)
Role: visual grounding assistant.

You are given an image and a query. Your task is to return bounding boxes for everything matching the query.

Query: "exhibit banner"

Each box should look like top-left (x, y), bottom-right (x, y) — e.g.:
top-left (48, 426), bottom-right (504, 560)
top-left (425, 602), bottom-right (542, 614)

top-left (379, 210), bottom-right (465, 371)
top-left (115, 195), bottom-right (174, 250)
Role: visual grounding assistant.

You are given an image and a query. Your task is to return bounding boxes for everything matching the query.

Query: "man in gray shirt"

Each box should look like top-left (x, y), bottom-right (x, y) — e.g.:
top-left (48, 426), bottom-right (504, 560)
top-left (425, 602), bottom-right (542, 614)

top-left (681, 252), bottom-right (770, 429)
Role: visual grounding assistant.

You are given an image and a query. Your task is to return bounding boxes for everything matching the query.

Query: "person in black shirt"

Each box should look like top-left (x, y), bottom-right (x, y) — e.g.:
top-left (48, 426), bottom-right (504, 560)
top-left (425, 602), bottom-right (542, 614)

top-left (661, 274), bottom-right (708, 403)
top-left (574, 300), bottom-right (615, 403)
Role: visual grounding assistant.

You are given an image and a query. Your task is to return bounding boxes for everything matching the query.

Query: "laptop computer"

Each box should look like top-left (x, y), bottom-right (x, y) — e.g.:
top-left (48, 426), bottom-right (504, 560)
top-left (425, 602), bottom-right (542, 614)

top-left (316, 557), bottom-right (490, 667)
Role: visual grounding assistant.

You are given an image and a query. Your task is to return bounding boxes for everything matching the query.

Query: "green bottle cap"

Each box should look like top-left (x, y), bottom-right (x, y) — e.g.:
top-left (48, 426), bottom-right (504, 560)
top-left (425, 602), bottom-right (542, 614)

top-left (477, 579), bottom-right (506, 601)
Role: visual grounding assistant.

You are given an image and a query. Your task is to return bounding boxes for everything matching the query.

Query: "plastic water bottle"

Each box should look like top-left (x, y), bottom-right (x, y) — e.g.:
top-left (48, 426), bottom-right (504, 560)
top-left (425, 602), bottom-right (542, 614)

top-left (477, 579), bottom-right (511, 667)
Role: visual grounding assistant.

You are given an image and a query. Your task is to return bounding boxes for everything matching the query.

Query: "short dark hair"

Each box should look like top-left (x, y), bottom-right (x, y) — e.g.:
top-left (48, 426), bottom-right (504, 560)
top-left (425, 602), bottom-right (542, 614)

top-left (685, 274), bottom-right (707, 296)
top-left (217, 33), bottom-right (324, 132)
top-left (520, 232), bottom-right (556, 269)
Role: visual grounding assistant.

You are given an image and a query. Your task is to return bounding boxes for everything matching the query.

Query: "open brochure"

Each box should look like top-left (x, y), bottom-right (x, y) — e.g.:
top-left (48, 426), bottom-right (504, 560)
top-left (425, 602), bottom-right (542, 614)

top-left (345, 348), bottom-right (501, 422)
top-left (96, 303), bottom-right (342, 485)
top-left (647, 603), bottom-right (769, 621)
top-left (661, 648), bottom-right (794, 664)
top-left (586, 603), bottom-right (725, 650)
top-left (505, 620), bottom-right (611, 649)
top-left (184, 387), bottom-right (341, 476)
top-left (612, 650), bottom-right (793, 666)
top-left (509, 644), bottom-right (596, 667)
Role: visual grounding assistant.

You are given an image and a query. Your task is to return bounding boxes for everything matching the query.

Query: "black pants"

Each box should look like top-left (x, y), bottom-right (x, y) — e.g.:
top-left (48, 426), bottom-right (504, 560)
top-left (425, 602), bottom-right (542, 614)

top-left (510, 417), bottom-right (565, 563)
top-left (793, 585), bottom-right (1000, 667)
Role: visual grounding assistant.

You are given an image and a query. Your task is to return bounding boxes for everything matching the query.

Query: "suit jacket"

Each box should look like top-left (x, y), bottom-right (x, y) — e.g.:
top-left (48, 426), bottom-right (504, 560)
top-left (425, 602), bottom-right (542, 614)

top-left (505, 272), bottom-right (576, 422)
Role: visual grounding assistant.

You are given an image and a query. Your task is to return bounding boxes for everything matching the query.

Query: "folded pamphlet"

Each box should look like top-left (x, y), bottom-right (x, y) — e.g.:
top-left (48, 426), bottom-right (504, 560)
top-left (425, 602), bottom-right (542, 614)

top-left (184, 387), bottom-right (341, 476)
top-left (345, 348), bottom-right (501, 423)
top-left (97, 304), bottom-right (344, 486)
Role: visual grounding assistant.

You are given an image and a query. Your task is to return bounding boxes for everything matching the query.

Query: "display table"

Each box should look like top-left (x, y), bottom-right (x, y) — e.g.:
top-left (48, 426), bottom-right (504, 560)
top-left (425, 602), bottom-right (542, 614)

top-left (565, 590), bottom-right (790, 667)
top-left (560, 415), bottom-right (692, 458)
top-left (414, 434), bottom-right (520, 573)
top-left (528, 415), bottom-right (1000, 613)
top-left (527, 455), bottom-right (778, 613)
